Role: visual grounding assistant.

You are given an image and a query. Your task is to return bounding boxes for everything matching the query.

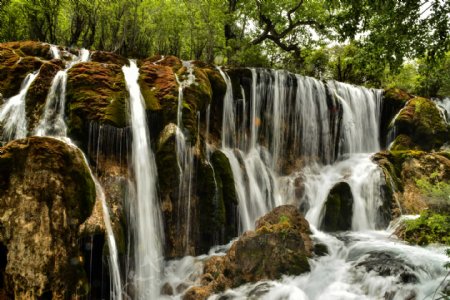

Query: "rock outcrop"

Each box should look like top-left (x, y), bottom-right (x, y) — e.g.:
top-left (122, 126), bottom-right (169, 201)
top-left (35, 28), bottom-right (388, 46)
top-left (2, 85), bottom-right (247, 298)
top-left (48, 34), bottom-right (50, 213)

top-left (184, 205), bottom-right (312, 300)
top-left (321, 182), bottom-right (353, 232)
top-left (0, 137), bottom-right (96, 298)
top-left (373, 150), bottom-right (450, 216)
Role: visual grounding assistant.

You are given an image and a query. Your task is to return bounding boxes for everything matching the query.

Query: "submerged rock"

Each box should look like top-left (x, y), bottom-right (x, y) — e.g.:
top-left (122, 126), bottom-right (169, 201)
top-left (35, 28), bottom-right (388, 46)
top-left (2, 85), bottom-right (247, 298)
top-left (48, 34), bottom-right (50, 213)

top-left (356, 251), bottom-right (418, 284)
top-left (0, 137), bottom-right (96, 298)
top-left (184, 205), bottom-right (312, 299)
top-left (321, 182), bottom-right (354, 232)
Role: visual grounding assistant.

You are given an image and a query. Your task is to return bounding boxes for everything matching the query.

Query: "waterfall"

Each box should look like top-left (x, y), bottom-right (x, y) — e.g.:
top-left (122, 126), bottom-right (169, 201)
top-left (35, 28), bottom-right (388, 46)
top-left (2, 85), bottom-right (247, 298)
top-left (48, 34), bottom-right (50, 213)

top-left (174, 62), bottom-right (196, 253)
top-left (50, 45), bottom-right (60, 59)
top-left (434, 97), bottom-right (450, 124)
top-left (122, 60), bottom-right (163, 299)
top-left (64, 140), bottom-right (123, 300)
top-left (330, 81), bottom-right (382, 154)
top-left (0, 72), bottom-right (39, 141)
top-left (219, 68), bottom-right (282, 233)
top-left (218, 68), bottom-right (385, 232)
top-left (35, 49), bottom-right (90, 137)
top-left (302, 154), bottom-right (384, 230)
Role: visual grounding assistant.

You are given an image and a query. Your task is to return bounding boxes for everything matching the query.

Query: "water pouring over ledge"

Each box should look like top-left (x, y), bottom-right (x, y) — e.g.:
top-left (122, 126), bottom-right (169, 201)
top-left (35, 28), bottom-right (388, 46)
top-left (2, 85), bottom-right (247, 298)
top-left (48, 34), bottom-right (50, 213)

top-left (122, 60), bottom-right (164, 299)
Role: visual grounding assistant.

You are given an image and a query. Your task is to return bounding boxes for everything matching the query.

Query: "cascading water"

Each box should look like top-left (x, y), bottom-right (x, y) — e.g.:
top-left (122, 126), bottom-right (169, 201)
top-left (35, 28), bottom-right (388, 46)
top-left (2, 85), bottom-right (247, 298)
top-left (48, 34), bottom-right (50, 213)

top-left (174, 61), bottom-right (196, 253)
top-left (157, 67), bottom-right (449, 300)
top-left (219, 68), bottom-right (282, 233)
top-left (0, 72), bottom-right (39, 141)
top-left (435, 97), bottom-right (450, 124)
top-left (122, 60), bottom-right (163, 299)
top-left (35, 48), bottom-right (90, 137)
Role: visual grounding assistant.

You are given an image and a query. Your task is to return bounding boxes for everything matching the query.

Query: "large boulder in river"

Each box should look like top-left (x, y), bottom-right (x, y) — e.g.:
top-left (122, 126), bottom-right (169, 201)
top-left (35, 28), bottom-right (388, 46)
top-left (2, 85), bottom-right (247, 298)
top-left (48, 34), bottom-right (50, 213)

top-left (321, 182), bottom-right (353, 232)
top-left (0, 137), bottom-right (96, 298)
top-left (184, 205), bottom-right (312, 299)
top-left (390, 97), bottom-right (449, 151)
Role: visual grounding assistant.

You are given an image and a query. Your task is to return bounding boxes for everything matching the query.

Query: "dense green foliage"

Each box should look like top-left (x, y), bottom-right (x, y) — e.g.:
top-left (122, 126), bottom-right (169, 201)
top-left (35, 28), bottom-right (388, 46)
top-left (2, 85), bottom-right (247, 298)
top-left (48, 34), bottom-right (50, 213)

top-left (0, 0), bottom-right (449, 93)
top-left (403, 211), bottom-right (450, 246)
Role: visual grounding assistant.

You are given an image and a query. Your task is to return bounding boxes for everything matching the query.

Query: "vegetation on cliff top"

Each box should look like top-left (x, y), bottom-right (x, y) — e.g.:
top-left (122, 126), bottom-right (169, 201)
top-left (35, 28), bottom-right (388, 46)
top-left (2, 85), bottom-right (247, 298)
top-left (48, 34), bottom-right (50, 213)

top-left (0, 1), bottom-right (449, 95)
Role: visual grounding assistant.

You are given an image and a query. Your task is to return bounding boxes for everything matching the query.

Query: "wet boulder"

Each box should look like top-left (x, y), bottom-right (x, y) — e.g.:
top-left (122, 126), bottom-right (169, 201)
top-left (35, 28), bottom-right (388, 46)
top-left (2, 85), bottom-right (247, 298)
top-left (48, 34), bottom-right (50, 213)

top-left (321, 182), bottom-right (354, 232)
top-left (0, 137), bottom-right (96, 298)
top-left (184, 205), bottom-right (313, 299)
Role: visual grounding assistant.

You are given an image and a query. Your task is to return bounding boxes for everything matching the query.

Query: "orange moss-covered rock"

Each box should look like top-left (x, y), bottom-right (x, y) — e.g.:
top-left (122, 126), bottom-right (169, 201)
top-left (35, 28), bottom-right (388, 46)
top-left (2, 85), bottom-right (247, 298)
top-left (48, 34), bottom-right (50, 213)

top-left (1, 41), bottom-right (52, 60)
top-left (66, 61), bottom-right (127, 141)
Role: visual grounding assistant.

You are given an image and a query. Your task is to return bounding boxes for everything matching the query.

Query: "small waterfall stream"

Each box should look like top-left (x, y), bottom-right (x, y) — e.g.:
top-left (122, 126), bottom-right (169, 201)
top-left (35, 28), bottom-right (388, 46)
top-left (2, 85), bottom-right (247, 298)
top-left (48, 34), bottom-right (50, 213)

top-left (174, 61), bottom-right (196, 253)
top-left (0, 72), bottom-right (39, 141)
top-left (35, 48), bottom-right (90, 137)
top-left (123, 60), bottom-right (164, 299)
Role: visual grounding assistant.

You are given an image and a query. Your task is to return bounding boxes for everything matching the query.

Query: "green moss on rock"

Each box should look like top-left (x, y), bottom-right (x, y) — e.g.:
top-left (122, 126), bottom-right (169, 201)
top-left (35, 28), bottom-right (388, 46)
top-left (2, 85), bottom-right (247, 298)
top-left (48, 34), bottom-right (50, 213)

top-left (397, 211), bottom-right (450, 245)
top-left (66, 62), bottom-right (127, 141)
top-left (392, 97), bottom-right (449, 151)
top-left (321, 182), bottom-right (353, 232)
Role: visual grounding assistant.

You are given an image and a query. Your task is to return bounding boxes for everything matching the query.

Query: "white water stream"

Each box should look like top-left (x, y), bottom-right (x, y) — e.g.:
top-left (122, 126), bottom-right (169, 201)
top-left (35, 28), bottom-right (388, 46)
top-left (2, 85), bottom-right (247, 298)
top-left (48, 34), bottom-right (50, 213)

top-left (123, 60), bottom-right (164, 299)
top-left (0, 72), bottom-right (39, 141)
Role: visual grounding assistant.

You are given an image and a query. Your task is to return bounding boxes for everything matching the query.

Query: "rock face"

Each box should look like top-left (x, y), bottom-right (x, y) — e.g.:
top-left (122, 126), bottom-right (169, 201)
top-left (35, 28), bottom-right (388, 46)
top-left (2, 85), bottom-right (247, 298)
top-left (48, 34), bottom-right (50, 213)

top-left (390, 97), bottom-right (449, 151)
top-left (373, 150), bottom-right (450, 216)
top-left (184, 205), bottom-right (312, 300)
top-left (321, 182), bottom-right (353, 232)
top-left (0, 137), bottom-right (96, 298)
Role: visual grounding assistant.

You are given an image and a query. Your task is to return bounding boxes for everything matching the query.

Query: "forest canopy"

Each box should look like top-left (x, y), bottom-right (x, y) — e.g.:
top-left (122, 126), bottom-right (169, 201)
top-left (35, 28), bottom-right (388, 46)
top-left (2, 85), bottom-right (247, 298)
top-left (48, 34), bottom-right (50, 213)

top-left (0, 0), bottom-right (449, 96)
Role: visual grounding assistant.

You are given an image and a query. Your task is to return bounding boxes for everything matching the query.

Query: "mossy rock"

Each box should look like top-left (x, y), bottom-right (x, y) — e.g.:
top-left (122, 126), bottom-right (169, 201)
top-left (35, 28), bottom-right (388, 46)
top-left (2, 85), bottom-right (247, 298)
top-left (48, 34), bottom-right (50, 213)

top-left (211, 150), bottom-right (237, 206)
top-left (390, 134), bottom-right (417, 151)
top-left (0, 53), bottom-right (43, 98)
top-left (321, 182), bottom-right (353, 232)
top-left (155, 123), bottom-right (180, 192)
top-left (0, 136), bottom-right (95, 297)
top-left (2, 41), bottom-right (52, 60)
top-left (90, 51), bottom-right (128, 66)
top-left (66, 62), bottom-right (127, 143)
top-left (393, 97), bottom-right (449, 151)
